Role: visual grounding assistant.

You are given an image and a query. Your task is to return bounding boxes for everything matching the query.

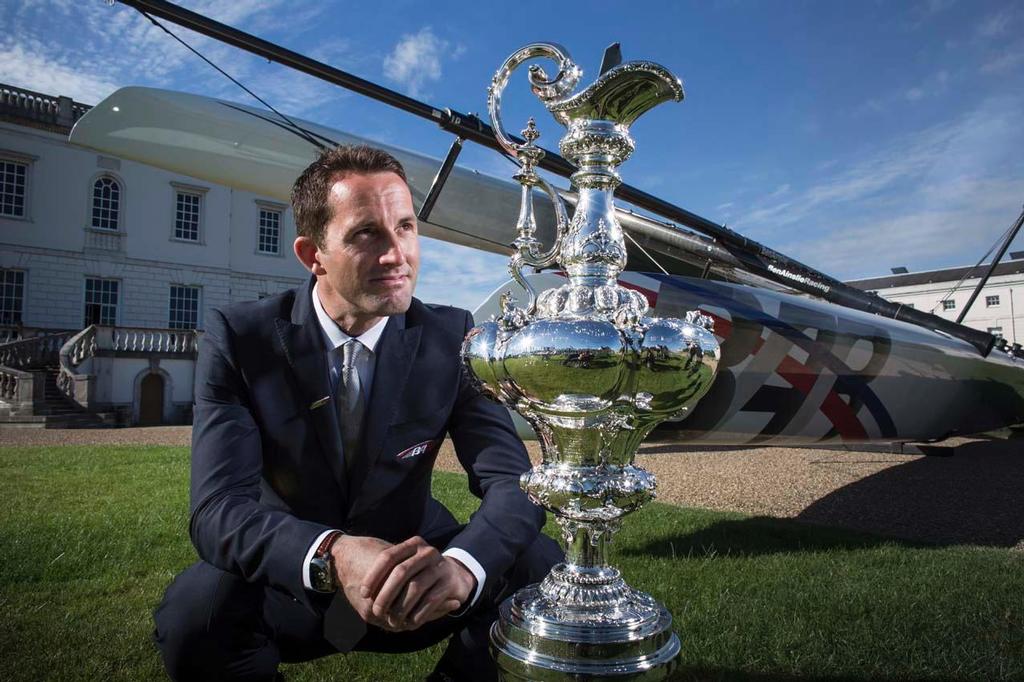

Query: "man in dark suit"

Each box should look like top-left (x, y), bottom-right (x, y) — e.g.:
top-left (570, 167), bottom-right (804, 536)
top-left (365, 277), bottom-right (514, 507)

top-left (153, 145), bottom-right (560, 681)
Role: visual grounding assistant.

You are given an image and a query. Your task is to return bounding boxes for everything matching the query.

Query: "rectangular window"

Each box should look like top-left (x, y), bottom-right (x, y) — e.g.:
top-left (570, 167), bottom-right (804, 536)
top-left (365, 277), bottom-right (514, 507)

top-left (258, 207), bottom-right (281, 254)
top-left (942, 299), bottom-right (955, 311)
top-left (988, 326), bottom-right (1003, 338)
top-left (0, 269), bottom-right (25, 325)
top-left (1, 159), bottom-right (28, 218)
top-left (174, 191), bottom-right (202, 241)
top-left (168, 285), bottom-right (200, 330)
top-left (985, 295), bottom-right (1000, 307)
top-left (84, 277), bottom-right (119, 326)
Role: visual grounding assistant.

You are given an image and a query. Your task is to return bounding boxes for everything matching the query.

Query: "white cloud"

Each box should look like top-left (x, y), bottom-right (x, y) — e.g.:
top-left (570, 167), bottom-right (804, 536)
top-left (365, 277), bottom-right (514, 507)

top-left (981, 45), bottom-right (1024, 74)
top-left (0, 1), bottom-right (341, 116)
top-left (415, 238), bottom-right (512, 311)
top-left (0, 41), bottom-right (121, 104)
top-left (976, 8), bottom-right (1014, 37)
top-left (383, 27), bottom-right (452, 98)
top-left (733, 96), bottom-right (1024, 278)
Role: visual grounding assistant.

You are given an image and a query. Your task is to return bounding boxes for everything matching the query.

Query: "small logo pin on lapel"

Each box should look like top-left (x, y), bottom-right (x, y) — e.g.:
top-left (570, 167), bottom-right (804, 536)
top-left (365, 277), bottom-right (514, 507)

top-left (396, 439), bottom-right (439, 462)
top-left (309, 396), bottom-right (331, 410)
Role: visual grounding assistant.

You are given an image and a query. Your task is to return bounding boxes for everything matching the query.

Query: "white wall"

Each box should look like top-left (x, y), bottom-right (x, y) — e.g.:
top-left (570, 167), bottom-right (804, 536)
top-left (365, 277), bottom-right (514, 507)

top-left (872, 272), bottom-right (1024, 344)
top-left (0, 120), bottom-right (308, 332)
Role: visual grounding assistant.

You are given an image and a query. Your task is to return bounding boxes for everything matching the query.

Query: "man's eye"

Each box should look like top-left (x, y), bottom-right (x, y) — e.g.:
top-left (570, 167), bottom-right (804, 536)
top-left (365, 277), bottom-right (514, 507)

top-left (399, 222), bottom-right (416, 232)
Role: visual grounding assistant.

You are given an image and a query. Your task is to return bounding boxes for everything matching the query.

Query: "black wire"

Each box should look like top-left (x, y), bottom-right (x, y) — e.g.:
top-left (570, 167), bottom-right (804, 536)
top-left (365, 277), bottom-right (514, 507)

top-left (929, 216), bottom-right (1018, 313)
top-left (137, 9), bottom-right (327, 152)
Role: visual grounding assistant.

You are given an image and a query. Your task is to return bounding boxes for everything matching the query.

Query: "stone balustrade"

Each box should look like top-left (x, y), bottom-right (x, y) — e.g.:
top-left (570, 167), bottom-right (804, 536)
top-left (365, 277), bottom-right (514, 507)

top-left (57, 326), bottom-right (98, 405)
top-left (57, 325), bottom-right (199, 408)
top-left (0, 331), bottom-right (76, 369)
top-left (0, 82), bottom-right (90, 129)
top-left (111, 327), bottom-right (198, 354)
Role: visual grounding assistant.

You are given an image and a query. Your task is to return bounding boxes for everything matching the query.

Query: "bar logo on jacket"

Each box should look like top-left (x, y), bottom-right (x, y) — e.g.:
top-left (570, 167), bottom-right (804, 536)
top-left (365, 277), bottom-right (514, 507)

top-left (396, 439), bottom-right (439, 462)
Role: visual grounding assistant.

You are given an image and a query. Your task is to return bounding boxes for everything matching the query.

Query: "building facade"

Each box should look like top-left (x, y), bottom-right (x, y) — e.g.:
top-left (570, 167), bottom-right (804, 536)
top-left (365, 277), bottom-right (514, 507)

top-left (846, 260), bottom-right (1024, 345)
top-left (0, 83), bottom-right (308, 425)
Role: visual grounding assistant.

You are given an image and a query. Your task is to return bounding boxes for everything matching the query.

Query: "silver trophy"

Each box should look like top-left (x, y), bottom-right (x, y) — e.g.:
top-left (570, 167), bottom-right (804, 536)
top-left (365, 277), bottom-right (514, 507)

top-left (463, 43), bottom-right (721, 680)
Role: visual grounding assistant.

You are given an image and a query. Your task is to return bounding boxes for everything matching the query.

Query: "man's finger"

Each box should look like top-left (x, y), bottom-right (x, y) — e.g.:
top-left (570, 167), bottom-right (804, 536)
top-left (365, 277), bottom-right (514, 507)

top-left (359, 536), bottom-right (424, 598)
top-left (371, 545), bottom-right (441, 618)
top-left (390, 564), bottom-right (444, 624)
top-left (407, 582), bottom-right (462, 628)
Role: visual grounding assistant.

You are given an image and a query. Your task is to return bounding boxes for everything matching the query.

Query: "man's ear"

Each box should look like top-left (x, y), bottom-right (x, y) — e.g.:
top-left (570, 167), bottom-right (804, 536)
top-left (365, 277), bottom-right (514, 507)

top-left (294, 236), bottom-right (326, 275)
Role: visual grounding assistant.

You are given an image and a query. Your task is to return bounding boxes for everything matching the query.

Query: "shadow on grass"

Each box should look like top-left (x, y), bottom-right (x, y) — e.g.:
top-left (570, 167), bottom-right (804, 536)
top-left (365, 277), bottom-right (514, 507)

top-left (637, 436), bottom-right (1024, 549)
top-left (621, 514), bottom-right (927, 560)
top-left (797, 438), bottom-right (1024, 548)
top-left (670, 668), bottom-right (969, 681)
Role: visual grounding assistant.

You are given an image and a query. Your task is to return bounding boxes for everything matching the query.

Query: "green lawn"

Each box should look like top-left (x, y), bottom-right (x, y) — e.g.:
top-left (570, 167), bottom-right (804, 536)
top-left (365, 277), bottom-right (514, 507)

top-left (0, 445), bottom-right (1021, 681)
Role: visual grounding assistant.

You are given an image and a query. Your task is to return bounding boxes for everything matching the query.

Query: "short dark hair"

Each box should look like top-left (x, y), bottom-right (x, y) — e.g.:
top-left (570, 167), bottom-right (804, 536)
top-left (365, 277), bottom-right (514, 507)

top-left (290, 144), bottom-right (408, 247)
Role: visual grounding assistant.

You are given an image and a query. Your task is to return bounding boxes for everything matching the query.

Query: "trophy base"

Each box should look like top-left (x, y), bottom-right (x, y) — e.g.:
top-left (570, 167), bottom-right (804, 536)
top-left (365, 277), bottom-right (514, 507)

top-left (490, 583), bottom-right (680, 681)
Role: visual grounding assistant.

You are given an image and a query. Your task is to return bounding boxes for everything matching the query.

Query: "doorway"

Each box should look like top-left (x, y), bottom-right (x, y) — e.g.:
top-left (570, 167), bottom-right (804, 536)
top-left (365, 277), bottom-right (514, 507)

top-left (139, 373), bottom-right (164, 426)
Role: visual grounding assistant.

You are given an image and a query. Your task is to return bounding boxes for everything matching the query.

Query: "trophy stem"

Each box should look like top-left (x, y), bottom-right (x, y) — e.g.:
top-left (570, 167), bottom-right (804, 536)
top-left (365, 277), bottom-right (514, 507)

top-left (563, 519), bottom-right (611, 569)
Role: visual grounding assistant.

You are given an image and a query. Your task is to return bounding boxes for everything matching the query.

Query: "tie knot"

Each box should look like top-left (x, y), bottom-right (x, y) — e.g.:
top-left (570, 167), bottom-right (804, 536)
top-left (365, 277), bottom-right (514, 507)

top-left (341, 339), bottom-right (363, 371)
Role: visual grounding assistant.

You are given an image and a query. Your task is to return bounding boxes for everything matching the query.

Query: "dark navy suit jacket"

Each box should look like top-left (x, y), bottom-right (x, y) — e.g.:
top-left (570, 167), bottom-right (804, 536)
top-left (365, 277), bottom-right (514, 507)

top-left (188, 277), bottom-right (544, 608)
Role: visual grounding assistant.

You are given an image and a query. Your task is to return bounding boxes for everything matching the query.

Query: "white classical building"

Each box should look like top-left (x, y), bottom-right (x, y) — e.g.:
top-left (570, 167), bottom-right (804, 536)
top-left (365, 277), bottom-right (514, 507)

top-left (846, 260), bottom-right (1024, 345)
top-left (0, 83), bottom-right (307, 426)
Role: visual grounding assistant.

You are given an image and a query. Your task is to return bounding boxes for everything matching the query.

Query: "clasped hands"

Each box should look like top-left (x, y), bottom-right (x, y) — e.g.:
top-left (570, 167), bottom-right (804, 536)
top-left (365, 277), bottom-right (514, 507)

top-left (331, 535), bottom-right (476, 632)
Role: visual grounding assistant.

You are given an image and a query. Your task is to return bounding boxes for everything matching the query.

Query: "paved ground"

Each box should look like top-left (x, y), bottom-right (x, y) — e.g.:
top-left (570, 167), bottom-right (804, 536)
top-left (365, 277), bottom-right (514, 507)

top-left (2, 425), bottom-right (1021, 550)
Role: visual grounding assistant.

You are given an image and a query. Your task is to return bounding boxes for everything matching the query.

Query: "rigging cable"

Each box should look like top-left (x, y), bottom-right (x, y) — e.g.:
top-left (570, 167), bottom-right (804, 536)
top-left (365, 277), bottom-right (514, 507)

top-left (135, 9), bottom-right (327, 152)
top-left (622, 228), bottom-right (671, 275)
top-left (928, 217), bottom-right (1019, 314)
top-left (135, 9), bottom-right (523, 255)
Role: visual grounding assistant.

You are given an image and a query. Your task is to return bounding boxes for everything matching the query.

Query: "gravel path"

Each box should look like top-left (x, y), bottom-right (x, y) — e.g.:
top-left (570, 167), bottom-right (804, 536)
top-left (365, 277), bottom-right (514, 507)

top-left (3, 425), bottom-right (1021, 549)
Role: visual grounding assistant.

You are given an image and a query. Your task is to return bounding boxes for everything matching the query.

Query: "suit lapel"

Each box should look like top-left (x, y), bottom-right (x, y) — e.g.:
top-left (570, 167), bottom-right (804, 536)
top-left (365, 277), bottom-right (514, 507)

top-left (347, 312), bottom-right (421, 502)
top-left (274, 279), bottom-right (349, 502)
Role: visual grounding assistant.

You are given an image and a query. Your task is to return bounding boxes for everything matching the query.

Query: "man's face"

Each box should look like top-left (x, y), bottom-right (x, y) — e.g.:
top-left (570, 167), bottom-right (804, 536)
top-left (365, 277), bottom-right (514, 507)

top-left (313, 172), bottom-right (419, 331)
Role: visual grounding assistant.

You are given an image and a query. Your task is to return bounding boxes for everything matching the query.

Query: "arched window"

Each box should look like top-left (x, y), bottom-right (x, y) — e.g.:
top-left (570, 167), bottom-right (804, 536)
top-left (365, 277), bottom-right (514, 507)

top-left (91, 176), bottom-right (121, 230)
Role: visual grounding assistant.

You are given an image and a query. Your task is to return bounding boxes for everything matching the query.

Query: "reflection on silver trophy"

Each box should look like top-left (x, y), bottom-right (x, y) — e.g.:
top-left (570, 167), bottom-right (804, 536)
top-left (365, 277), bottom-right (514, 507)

top-left (462, 43), bottom-right (722, 680)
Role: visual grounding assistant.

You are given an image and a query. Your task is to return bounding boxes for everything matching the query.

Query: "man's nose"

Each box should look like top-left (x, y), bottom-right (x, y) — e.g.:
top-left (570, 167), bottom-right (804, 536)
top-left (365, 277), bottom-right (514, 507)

top-left (379, 231), bottom-right (408, 266)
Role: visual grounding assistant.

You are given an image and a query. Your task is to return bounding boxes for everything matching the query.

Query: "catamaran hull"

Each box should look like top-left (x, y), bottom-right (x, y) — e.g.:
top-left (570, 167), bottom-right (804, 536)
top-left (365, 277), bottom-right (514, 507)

top-left (70, 88), bottom-right (1024, 445)
top-left (475, 273), bottom-right (1024, 445)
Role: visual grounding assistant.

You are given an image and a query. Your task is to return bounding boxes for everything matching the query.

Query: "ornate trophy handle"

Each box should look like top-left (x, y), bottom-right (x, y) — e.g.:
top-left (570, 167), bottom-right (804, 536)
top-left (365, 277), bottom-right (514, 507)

top-left (487, 42), bottom-right (581, 155)
top-left (488, 44), bottom-right (579, 316)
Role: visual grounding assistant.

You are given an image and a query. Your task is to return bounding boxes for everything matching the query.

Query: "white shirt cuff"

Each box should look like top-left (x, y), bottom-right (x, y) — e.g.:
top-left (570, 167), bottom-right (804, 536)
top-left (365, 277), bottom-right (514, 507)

top-left (442, 547), bottom-right (486, 607)
top-left (302, 529), bottom-right (341, 591)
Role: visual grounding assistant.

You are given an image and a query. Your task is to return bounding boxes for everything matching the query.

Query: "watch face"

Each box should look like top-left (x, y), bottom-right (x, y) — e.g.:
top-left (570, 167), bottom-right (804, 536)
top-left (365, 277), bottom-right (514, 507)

top-left (310, 556), bottom-right (335, 593)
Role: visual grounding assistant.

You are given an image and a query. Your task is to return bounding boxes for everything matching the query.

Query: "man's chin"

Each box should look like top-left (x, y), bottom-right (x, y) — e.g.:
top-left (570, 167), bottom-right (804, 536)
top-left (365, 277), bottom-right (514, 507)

top-left (370, 291), bottom-right (413, 316)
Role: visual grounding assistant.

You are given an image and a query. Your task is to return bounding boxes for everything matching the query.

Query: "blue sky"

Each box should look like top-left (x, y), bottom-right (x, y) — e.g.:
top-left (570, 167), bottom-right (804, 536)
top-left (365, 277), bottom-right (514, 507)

top-left (3, 0), bottom-right (1023, 309)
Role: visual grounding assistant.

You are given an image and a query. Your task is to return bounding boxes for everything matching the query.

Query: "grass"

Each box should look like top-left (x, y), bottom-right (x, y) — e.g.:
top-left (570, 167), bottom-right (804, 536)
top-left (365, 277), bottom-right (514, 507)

top-left (0, 445), bottom-right (1020, 681)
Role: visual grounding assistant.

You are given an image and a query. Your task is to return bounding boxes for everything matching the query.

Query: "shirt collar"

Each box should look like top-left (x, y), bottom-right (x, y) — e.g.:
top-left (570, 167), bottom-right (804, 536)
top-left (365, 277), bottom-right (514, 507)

top-left (311, 281), bottom-right (388, 353)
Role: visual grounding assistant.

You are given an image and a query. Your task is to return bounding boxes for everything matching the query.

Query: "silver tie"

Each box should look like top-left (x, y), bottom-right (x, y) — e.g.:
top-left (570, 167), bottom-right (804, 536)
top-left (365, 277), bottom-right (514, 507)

top-left (338, 339), bottom-right (367, 472)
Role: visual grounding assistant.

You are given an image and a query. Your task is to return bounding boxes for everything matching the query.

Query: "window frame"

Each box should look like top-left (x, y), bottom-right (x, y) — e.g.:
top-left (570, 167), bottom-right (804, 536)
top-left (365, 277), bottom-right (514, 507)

top-left (170, 182), bottom-right (209, 244)
top-left (255, 200), bottom-right (287, 257)
top-left (985, 294), bottom-right (1001, 308)
top-left (88, 173), bottom-right (124, 232)
top-left (83, 276), bottom-right (120, 327)
top-left (941, 299), bottom-right (956, 311)
top-left (0, 268), bottom-right (26, 326)
top-left (168, 284), bottom-right (202, 330)
top-left (0, 149), bottom-right (37, 222)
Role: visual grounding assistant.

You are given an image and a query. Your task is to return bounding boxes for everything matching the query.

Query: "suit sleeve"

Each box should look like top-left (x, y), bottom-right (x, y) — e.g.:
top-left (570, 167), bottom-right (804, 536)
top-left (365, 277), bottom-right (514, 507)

top-left (189, 308), bottom-right (331, 603)
top-left (442, 310), bottom-right (548, 593)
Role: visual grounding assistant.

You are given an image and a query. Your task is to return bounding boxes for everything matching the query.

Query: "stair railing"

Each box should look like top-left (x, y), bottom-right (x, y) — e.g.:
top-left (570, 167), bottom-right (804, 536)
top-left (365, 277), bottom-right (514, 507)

top-left (57, 326), bottom-right (98, 407)
top-left (0, 331), bottom-right (76, 413)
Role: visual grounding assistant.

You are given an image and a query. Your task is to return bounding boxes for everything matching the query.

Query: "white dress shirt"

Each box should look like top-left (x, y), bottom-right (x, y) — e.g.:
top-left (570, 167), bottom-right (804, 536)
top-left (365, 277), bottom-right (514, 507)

top-left (302, 283), bottom-right (486, 607)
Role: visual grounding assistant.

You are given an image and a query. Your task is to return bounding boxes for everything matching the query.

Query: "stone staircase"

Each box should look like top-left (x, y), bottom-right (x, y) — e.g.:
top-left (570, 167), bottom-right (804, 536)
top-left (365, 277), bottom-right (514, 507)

top-left (0, 366), bottom-right (115, 428)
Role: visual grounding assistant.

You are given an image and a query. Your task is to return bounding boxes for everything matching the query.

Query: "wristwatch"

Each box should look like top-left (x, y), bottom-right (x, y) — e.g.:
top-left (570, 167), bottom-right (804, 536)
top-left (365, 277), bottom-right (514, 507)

top-left (309, 530), bottom-right (343, 593)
